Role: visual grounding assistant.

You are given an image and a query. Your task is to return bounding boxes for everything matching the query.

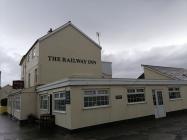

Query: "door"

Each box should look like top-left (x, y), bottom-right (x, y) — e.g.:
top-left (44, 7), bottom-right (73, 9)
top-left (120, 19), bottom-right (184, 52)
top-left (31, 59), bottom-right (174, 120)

top-left (152, 90), bottom-right (166, 118)
top-left (49, 94), bottom-right (52, 115)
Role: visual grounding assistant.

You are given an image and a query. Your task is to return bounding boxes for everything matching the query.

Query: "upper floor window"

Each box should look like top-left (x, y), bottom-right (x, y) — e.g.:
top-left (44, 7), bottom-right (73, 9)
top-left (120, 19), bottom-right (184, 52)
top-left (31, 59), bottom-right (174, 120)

top-left (127, 88), bottom-right (145, 103)
top-left (28, 73), bottom-right (31, 87)
top-left (34, 69), bottom-right (38, 85)
top-left (168, 87), bottom-right (181, 99)
top-left (32, 47), bottom-right (36, 58)
top-left (27, 54), bottom-right (30, 62)
top-left (27, 52), bottom-right (31, 62)
top-left (83, 89), bottom-right (109, 108)
top-left (22, 65), bottom-right (25, 80)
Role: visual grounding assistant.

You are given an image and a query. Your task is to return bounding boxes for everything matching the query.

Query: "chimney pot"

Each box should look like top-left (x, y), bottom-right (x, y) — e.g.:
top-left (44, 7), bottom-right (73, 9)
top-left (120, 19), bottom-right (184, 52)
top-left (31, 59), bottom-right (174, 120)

top-left (48, 28), bottom-right (53, 34)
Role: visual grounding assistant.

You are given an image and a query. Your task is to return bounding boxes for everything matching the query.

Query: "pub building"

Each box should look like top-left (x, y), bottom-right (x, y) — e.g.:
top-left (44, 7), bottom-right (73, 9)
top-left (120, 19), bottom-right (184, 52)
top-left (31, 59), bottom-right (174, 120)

top-left (7, 21), bottom-right (187, 130)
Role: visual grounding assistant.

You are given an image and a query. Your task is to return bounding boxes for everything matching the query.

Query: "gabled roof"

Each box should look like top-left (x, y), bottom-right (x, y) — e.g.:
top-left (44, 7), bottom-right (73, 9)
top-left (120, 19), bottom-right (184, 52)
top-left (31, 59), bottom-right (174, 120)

top-left (142, 64), bottom-right (187, 80)
top-left (19, 21), bottom-right (102, 65)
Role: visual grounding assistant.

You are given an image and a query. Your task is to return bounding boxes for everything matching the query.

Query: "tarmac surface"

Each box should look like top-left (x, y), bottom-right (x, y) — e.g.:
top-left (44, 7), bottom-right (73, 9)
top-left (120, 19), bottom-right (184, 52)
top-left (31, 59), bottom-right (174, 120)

top-left (1, 113), bottom-right (187, 140)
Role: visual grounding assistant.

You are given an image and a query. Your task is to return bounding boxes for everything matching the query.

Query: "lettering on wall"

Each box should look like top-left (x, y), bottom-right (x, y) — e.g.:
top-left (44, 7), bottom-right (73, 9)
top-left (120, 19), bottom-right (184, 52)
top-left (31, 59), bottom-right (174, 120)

top-left (48, 56), bottom-right (97, 65)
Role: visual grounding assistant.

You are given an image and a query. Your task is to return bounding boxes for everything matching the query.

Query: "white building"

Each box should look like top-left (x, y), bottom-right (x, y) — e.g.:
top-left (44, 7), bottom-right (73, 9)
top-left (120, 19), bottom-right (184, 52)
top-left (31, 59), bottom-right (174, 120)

top-left (7, 21), bottom-right (187, 130)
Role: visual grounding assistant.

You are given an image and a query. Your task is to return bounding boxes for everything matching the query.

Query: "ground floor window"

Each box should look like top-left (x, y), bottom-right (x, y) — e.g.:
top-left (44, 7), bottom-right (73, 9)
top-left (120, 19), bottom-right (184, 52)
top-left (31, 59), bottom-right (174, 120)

top-left (84, 89), bottom-right (109, 108)
top-left (15, 95), bottom-right (21, 110)
top-left (40, 95), bottom-right (48, 110)
top-left (127, 88), bottom-right (145, 103)
top-left (168, 87), bottom-right (181, 99)
top-left (54, 91), bottom-right (66, 112)
top-left (8, 98), bottom-right (11, 107)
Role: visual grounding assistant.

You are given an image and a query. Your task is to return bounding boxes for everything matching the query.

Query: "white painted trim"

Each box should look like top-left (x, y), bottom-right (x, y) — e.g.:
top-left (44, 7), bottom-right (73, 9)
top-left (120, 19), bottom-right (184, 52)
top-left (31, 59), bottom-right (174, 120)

top-left (83, 105), bottom-right (111, 110)
top-left (53, 111), bottom-right (66, 114)
top-left (127, 101), bottom-right (147, 105)
top-left (40, 109), bottom-right (48, 111)
top-left (15, 109), bottom-right (21, 112)
top-left (169, 98), bottom-right (183, 101)
top-left (37, 78), bottom-right (187, 92)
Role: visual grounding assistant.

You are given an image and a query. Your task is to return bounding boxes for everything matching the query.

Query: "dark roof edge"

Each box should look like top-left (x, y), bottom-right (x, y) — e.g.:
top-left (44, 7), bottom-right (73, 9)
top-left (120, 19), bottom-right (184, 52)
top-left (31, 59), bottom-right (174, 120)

top-left (19, 40), bottom-right (39, 65)
top-left (39, 21), bottom-right (102, 49)
top-left (141, 64), bottom-right (184, 69)
top-left (19, 21), bottom-right (102, 65)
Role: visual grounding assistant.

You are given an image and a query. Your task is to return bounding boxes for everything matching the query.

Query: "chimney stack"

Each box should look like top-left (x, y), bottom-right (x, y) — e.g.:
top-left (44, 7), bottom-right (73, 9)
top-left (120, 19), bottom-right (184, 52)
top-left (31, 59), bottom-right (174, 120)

top-left (48, 28), bottom-right (53, 34)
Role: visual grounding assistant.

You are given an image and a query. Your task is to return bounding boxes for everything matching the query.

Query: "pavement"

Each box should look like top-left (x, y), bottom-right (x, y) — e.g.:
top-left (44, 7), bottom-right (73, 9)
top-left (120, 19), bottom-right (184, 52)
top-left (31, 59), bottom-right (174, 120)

top-left (1, 113), bottom-right (187, 140)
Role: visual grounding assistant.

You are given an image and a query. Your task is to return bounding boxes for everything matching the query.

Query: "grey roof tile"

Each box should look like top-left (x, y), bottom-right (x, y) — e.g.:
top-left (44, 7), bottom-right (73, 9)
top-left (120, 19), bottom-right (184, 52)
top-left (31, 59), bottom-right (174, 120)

top-left (142, 65), bottom-right (187, 80)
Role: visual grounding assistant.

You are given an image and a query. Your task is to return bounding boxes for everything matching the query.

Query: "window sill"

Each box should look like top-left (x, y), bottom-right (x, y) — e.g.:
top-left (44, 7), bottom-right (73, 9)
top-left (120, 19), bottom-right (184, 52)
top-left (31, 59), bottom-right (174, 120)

top-left (127, 101), bottom-right (147, 105)
top-left (170, 98), bottom-right (183, 101)
top-left (40, 109), bottom-right (48, 111)
top-left (15, 109), bottom-right (20, 112)
top-left (53, 111), bottom-right (66, 114)
top-left (83, 105), bottom-right (111, 110)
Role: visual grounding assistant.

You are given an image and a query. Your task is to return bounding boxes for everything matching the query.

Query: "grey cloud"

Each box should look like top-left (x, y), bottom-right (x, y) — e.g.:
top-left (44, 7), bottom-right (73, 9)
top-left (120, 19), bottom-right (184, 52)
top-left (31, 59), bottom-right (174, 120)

top-left (0, 48), bottom-right (20, 86)
top-left (103, 44), bottom-right (187, 78)
top-left (1, 0), bottom-right (187, 85)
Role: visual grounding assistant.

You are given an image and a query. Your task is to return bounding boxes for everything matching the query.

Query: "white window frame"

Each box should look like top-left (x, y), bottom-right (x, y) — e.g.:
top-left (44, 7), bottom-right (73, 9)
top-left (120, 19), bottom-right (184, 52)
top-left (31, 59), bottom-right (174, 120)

top-left (168, 87), bottom-right (182, 100)
top-left (15, 95), bottom-right (21, 111)
top-left (83, 89), bottom-right (110, 109)
top-left (28, 73), bottom-right (31, 88)
top-left (53, 91), bottom-right (66, 113)
top-left (40, 95), bottom-right (48, 110)
top-left (32, 47), bottom-right (36, 58)
top-left (127, 88), bottom-right (146, 104)
top-left (8, 97), bottom-right (11, 107)
top-left (34, 68), bottom-right (38, 85)
top-left (27, 53), bottom-right (30, 62)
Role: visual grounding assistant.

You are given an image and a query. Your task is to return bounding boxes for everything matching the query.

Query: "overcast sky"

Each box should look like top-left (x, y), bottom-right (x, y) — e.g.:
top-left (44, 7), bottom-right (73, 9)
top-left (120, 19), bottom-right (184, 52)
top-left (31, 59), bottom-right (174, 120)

top-left (0, 0), bottom-right (187, 86)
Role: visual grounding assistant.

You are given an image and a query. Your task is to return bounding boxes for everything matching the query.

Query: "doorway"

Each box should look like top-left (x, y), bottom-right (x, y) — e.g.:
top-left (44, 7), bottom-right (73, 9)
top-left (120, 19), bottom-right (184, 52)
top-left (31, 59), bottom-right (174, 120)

top-left (49, 94), bottom-right (52, 115)
top-left (152, 90), bottom-right (166, 118)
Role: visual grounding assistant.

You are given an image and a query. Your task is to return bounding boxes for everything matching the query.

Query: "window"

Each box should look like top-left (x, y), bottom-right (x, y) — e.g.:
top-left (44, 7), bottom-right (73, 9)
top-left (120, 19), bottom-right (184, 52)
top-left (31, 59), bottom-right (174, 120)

top-left (15, 95), bottom-right (20, 110)
top-left (127, 88), bottom-right (145, 103)
top-left (40, 95), bottom-right (48, 110)
top-left (34, 69), bottom-right (37, 85)
top-left (32, 47), bottom-right (36, 58)
top-left (22, 65), bottom-right (24, 80)
top-left (54, 91), bottom-right (66, 112)
top-left (27, 53), bottom-right (31, 62)
top-left (84, 89), bottom-right (109, 108)
top-left (8, 98), bottom-right (11, 107)
top-left (168, 87), bottom-right (181, 99)
top-left (28, 73), bottom-right (31, 87)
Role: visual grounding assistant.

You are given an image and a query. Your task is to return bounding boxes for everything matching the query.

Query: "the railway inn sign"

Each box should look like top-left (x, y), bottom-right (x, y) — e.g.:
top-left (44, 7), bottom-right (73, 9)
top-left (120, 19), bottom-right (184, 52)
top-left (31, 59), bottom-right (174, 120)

top-left (48, 56), bottom-right (97, 65)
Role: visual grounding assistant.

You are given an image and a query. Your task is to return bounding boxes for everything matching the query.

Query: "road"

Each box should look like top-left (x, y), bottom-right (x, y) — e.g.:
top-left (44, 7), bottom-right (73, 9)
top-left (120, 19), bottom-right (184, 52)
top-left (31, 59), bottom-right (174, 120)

top-left (0, 112), bottom-right (187, 140)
